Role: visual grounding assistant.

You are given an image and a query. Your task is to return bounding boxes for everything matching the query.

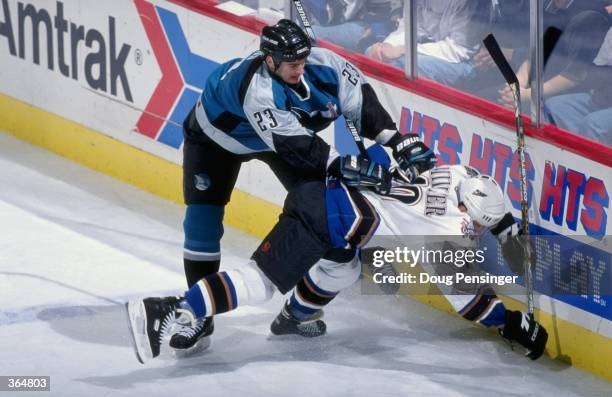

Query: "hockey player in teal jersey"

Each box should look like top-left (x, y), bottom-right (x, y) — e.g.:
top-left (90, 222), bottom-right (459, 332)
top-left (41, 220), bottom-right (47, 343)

top-left (177, 18), bottom-right (435, 353)
top-left (127, 148), bottom-right (547, 364)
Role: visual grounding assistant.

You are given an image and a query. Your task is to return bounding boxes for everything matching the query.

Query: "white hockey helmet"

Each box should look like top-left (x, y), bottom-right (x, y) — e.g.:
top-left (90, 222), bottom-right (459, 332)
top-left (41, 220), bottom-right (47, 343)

top-left (458, 175), bottom-right (505, 228)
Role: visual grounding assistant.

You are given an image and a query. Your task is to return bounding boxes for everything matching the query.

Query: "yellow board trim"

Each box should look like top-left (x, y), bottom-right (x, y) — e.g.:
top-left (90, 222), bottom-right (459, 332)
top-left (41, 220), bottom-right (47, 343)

top-left (0, 93), bottom-right (279, 238)
top-left (1, 93), bottom-right (609, 381)
top-left (410, 294), bottom-right (611, 381)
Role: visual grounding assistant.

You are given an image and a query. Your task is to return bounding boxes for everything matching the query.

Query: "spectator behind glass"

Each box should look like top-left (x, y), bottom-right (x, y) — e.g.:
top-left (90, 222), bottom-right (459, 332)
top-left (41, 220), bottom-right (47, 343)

top-left (498, 0), bottom-right (611, 111)
top-left (302, 0), bottom-right (401, 53)
top-left (545, 26), bottom-right (612, 146)
top-left (471, 1), bottom-right (530, 100)
top-left (365, 0), bottom-right (492, 88)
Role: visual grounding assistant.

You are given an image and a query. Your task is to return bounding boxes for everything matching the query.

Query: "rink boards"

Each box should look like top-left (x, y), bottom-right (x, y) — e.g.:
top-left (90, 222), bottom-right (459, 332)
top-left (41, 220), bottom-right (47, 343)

top-left (0, 0), bottom-right (610, 380)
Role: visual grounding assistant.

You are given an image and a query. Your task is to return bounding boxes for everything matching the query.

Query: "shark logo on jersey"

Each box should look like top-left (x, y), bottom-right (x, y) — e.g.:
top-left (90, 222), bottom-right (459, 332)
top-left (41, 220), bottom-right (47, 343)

top-left (290, 104), bottom-right (338, 132)
top-left (194, 174), bottom-right (211, 191)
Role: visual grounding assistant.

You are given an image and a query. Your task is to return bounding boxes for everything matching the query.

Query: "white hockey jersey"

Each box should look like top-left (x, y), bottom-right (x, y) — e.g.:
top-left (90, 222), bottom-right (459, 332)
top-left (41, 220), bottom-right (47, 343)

top-left (326, 164), bottom-right (480, 249)
top-left (325, 164), bottom-right (508, 328)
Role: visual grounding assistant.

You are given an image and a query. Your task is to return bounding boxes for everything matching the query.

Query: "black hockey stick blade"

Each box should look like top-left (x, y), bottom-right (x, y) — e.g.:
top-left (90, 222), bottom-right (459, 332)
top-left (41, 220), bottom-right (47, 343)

top-left (483, 33), bottom-right (518, 85)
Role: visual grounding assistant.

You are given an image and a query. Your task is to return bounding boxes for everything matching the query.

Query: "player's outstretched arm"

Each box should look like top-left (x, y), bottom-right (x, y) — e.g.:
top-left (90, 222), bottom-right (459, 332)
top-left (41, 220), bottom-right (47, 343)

top-left (489, 212), bottom-right (535, 274)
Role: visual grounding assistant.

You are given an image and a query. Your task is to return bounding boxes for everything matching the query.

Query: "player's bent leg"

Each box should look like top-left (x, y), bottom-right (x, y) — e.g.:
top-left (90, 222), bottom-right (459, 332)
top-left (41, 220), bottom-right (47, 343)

top-left (181, 126), bottom-right (241, 288)
top-left (272, 251), bottom-right (360, 337)
top-left (176, 204), bottom-right (225, 354)
top-left (253, 180), bottom-right (331, 294)
top-left (127, 262), bottom-right (276, 363)
top-left (170, 261), bottom-right (275, 350)
top-left (180, 262), bottom-right (276, 316)
top-left (249, 180), bottom-right (336, 337)
top-left (183, 204), bottom-right (225, 286)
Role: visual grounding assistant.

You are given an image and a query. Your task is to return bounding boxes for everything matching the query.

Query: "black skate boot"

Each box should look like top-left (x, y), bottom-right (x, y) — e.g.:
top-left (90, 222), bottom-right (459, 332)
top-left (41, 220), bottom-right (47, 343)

top-left (126, 296), bottom-right (180, 364)
top-left (169, 316), bottom-right (214, 356)
top-left (500, 310), bottom-right (548, 360)
top-left (270, 303), bottom-right (327, 337)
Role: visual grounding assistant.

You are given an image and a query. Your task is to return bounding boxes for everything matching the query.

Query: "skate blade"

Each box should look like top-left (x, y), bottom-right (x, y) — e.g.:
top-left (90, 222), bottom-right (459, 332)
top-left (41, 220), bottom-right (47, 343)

top-left (270, 324), bottom-right (327, 338)
top-left (170, 336), bottom-right (212, 359)
top-left (125, 301), bottom-right (153, 364)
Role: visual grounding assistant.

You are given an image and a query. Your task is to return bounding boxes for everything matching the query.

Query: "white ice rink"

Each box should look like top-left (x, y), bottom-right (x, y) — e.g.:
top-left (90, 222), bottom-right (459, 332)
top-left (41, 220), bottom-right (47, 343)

top-left (0, 132), bottom-right (610, 397)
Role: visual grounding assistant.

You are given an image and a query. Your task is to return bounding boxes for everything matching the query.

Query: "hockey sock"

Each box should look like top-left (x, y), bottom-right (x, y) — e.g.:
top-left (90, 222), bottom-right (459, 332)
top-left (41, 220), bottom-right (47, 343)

top-left (184, 258), bottom-right (221, 288)
top-left (287, 273), bottom-right (338, 321)
top-left (183, 204), bottom-right (224, 287)
top-left (184, 263), bottom-right (274, 318)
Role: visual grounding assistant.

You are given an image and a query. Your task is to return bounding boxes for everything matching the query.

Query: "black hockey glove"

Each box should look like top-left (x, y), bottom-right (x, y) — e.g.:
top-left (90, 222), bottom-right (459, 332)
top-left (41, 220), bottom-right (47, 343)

top-left (387, 133), bottom-right (437, 182)
top-left (329, 155), bottom-right (392, 195)
top-left (490, 212), bottom-right (536, 274)
top-left (500, 310), bottom-right (548, 360)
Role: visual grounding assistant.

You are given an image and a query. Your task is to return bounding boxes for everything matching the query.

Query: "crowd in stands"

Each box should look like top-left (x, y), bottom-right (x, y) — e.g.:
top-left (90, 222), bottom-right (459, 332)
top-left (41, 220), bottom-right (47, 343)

top-left (228, 0), bottom-right (612, 145)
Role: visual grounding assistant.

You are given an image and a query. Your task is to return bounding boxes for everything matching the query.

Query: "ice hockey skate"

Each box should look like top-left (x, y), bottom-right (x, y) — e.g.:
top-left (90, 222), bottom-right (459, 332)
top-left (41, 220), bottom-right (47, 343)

top-left (270, 303), bottom-right (327, 337)
top-left (169, 316), bottom-right (214, 357)
top-left (126, 296), bottom-right (180, 364)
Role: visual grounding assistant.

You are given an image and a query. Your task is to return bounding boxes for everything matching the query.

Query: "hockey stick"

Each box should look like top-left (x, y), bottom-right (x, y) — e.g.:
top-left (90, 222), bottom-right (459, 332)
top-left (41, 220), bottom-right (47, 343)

top-left (483, 29), bottom-right (562, 316)
top-left (482, 33), bottom-right (534, 315)
top-left (291, 0), bottom-right (369, 159)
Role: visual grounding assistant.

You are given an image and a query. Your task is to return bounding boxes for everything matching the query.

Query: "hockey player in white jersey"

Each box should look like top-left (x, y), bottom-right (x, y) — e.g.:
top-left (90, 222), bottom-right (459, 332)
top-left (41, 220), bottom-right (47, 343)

top-left (127, 148), bottom-right (547, 364)
top-left (267, 150), bottom-right (547, 360)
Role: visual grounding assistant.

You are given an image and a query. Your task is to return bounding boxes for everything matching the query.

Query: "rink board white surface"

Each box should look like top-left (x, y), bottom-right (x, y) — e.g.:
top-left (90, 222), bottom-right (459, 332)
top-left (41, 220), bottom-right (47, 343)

top-left (0, 0), bottom-right (610, 379)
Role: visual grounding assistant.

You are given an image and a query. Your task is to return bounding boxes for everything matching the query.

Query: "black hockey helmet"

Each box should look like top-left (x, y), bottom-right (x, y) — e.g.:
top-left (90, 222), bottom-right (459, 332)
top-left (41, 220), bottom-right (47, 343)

top-left (260, 19), bottom-right (311, 66)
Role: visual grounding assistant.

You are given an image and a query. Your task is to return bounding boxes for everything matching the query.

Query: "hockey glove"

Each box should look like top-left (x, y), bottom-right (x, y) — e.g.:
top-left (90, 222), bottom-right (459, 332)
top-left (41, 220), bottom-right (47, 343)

top-left (500, 310), bottom-right (548, 360)
top-left (490, 213), bottom-right (536, 274)
top-left (329, 155), bottom-right (392, 195)
top-left (387, 133), bottom-right (437, 182)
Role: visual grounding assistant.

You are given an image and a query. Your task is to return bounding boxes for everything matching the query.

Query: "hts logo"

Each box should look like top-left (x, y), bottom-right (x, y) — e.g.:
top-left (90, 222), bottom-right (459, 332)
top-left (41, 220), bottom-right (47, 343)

top-left (0, 0), bottom-right (133, 101)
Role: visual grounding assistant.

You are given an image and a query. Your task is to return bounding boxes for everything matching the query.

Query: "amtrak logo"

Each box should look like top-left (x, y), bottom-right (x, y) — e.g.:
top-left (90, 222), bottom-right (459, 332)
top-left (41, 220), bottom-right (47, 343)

top-left (194, 174), bottom-right (211, 191)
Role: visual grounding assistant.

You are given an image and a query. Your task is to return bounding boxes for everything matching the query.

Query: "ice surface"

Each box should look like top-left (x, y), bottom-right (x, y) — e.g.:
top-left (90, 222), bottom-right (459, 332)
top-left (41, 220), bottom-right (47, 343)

top-left (0, 133), bottom-right (610, 397)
